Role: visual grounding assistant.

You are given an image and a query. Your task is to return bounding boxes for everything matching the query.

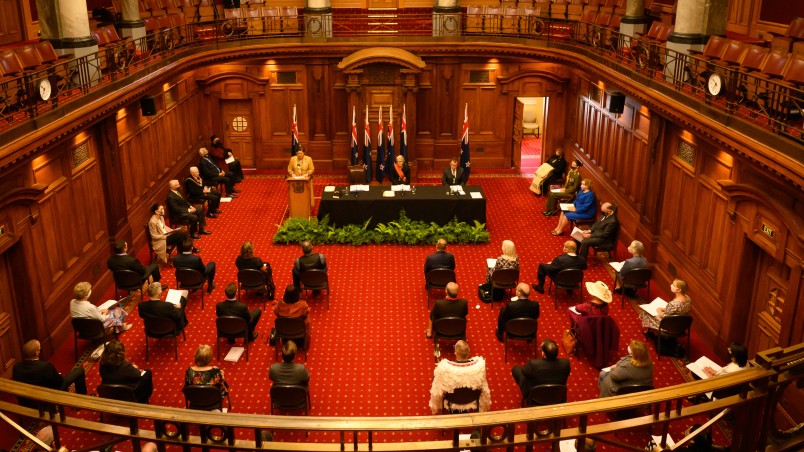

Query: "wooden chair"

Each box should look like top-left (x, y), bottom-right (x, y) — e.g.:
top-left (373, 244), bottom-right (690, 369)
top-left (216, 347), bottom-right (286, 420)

top-left (216, 316), bottom-right (249, 361)
top-left (143, 316), bottom-right (185, 361)
top-left (503, 317), bottom-right (538, 362)
top-left (548, 268), bottom-right (584, 309)
top-left (299, 269), bottom-right (329, 310)
top-left (175, 268), bottom-right (206, 309)
top-left (425, 268), bottom-right (457, 308)
top-left (656, 314), bottom-right (693, 360)
top-left (274, 317), bottom-right (308, 362)
top-left (432, 317), bottom-right (467, 362)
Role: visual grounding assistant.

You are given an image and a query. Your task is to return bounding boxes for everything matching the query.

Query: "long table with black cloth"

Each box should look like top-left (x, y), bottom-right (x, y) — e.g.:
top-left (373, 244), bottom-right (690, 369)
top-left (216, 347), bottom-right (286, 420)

top-left (317, 185), bottom-right (487, 227)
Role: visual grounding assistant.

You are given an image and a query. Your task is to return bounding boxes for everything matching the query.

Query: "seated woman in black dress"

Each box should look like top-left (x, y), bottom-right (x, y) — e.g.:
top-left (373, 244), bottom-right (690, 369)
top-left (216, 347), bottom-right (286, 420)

top-left (184, 344), bottom-right (229, 400)
top-left (234, 241), bottom-right (274, 299)
top-left (99, 339), bottom-right (153, 404)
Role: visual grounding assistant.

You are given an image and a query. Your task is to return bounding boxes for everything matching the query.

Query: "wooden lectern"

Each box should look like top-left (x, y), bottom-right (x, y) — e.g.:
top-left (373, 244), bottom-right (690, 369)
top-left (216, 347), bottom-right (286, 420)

top-left (287, 176), bottom-right (312, 219)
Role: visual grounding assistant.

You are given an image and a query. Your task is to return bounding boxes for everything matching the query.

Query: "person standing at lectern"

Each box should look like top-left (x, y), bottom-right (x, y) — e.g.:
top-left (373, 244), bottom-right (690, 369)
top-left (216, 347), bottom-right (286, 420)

top-left (288, 147), bottom-right (315, 206)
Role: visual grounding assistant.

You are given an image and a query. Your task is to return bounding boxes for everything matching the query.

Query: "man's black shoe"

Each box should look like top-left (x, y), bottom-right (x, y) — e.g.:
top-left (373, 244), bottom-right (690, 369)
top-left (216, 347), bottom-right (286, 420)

top-left (229, 193), bottom-right (238, 198)
top-left (190, 234), bottom-right (201, 239)
top-left (207, 282), bottom-right (216, 293)
top-left (213, 209), bottom-right (223, 214)
top-left (206, 213), bottom-right (217, 219)
top-left (613, 287), bottom-right (623, 294)
top-left (532, 284), bottom-right (545, 294)
top-left (541, 211), bottom-right (550, 216)
top-left (230, 189), bottom-right (241, 193)
top-left (200, 229), bottom-right (212, 235)
top-left (160, 284), bottom-right (169, 291)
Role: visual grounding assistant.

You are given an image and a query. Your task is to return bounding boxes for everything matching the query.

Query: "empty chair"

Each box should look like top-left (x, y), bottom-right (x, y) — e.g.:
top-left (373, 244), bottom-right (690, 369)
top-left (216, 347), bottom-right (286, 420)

top-left (432, 317), bottom-right (467, 362)
top-left (768, 17), bottom-right (804, 54)
top-left (280, 6), bottom-right (298, 34)
top-left (142, 316), bottom-right (185, 361)
top-left (175, 268), bottom-right (206, 308)
top-left (13, 45), bottom-right (46, 71)
top-left (112, 269), bottom-right (145, 301)
top-left (484, 6), bottom-right (503, 34)
top-left (749, 52), bottom-right (793, 117)
top-left (425, 268), bottom-right (457, 308)
top-left (688, 35), bottom-right (730, 82)
top-left (183, 384), bottom-right (230, 411)
top-left (262, 6), bottom-right (281, 34)
top-left (71, 318), bottom-right (117, 361)
top-left (274, 317), bottom-right (308, 362)
top-left (502, 7), bottom-right (520, 35)
top-left (270, 384), bottom-right (310, 415)
top-left (465, 6), bottom-right (484, 33)
top-left (246, 7), bottom-right (264, 35)
top-left (216, 316), bottom-right (249, 361)
top-left (616, 267), bottom-right (652, 307)
top-left (548, 268), bottom-right (584, 309)
top-left (656, 314), bottom-right (692, 360)
top-left (221, 9), bottom-right (246, 37)
top-left (711, 40), bottom-right (749, 67)
top-left (503, 317), bottom-right (538, 363)
top-left (298, 269), bottom-right (329, 310)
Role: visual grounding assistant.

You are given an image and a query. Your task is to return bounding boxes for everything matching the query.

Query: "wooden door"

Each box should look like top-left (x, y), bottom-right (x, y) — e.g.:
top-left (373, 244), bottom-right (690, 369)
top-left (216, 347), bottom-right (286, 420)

top-left (0, 250), bottom-right (22, 377)
top-left (512, 99), bottom-right (524, 174)
top-left (746, 252), bottom-right (791, 353)
top-left (221, 100), bottom-right (255, 168)
top-left (0, 0), bottom-right (22, 45)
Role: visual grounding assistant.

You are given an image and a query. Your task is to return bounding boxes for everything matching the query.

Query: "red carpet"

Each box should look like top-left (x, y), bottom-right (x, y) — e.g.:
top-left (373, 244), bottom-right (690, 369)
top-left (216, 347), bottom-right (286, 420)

top-left (22, 173), bottom-right (728, 450)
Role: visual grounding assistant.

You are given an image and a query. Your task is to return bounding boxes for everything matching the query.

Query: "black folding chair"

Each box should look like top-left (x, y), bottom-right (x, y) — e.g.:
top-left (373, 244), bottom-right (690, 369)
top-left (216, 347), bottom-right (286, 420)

top-left (299, 269), bottom-right (330, 310)
top-left (142, 316), bottom-right (185, 361)
top-left (274, 317), bottom-right (308, 362)
top-left (657, 315), bottom-right (693, 360)
top-left (237, 269), bottom-right (267, 311)
top-left (425, 269), bottom-right (457, 308)
top-left (71, 318), bottom-right (117, 361)
top-left (183, 384), bottom-right (230, 411)
top-left (548, 268), bottom-right (584, 309)
top-left (175, 267), bottom-right (206, 309)
top-left (432, 317), bottom-right (467, 363)
top-left (113, 269), bottom-right (144, 301)
top-left (490, 268), bottom-right (519, 309)
top-left (216, 316), bottom-right (249, 361)
top-left (617, 268), bottom-right (652, 308)
top-left (270, 384), bottom-right (310, 415)
top-left (503, 317), bottom-right (538, 363)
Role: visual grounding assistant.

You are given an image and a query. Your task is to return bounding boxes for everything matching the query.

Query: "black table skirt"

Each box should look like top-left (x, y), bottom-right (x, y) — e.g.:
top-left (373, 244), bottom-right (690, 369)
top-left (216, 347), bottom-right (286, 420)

top-left (317, 186), bottom-right (487, 227)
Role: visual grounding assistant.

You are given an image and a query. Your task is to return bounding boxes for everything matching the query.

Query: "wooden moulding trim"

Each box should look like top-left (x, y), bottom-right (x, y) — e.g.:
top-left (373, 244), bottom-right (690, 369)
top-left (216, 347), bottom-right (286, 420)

top-left (0, 184), bottom-right (48, 211)
top-left (337, 47), bottom-right (427, 71)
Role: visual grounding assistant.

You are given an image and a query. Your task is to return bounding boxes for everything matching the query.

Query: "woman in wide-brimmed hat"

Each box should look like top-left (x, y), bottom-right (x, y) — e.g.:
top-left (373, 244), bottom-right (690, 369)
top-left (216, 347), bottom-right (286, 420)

top-left (568, 280), bottom-right (612, 327)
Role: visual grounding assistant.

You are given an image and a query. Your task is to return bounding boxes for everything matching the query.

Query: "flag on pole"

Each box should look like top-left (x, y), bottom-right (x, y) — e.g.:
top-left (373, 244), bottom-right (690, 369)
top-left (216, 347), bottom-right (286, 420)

top-left (363, 105), bottom-right (372, 183)
top-left (460, 102), bottom-right (471, 182)
top-left (399, 104), bottom-right (408, 161)
top-left (291, 104), bottom-right (299, 156)
top-left (375, 106), bottom-right (385, 183)
top-left (350, 106), bottom-right (359, 165)
top-left (385, 105), bottom-right (395, 174)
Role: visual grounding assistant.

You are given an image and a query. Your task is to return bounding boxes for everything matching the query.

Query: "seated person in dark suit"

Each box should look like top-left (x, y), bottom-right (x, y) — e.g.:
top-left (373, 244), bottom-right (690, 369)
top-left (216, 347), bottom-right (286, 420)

top-left (576, 202), bottom-right (619, 261)
top-left (269, 341), bottom-right (310, 387)
top-left (12, 339), bottom-right (88, 408)
top-left (424, 238), bottom-right (456, 288)
top-left (426, 282), bottom-right (468, 339)
top-left (107, 240), bottom-right (165, 290)
top-left (495, 283), bottom-right (540, 342)
top-left (216, 282), bottom-right (261, 342)
top-left (173, 239), bottom-right (217, 293)
top-left (235, 241), bottom-right (274, 299)
top-left (138, 282), bottom-right (188, 331)
top-left (511, 338), bottom-right (571, 397)
top-left (442, 157), bottom-right (467, 186)
top-left (185, 166), bottom-right (222, 218)
top-left (166, 179), bottom-right (209, 239)
top-left (292, 241), bottom-right (326, 288)
top-left (210, 134), bottom-right (244, 183)
top-left (99, 339), bottom-right (153, 404)
top-left (388, 154), bottom-right (410, 185)
top-left (198, 147), bottom-right (238, 196)
top-left (533, 241), bottom-right (587, 294)
top-left (613, 240), bottom-right (647, 294)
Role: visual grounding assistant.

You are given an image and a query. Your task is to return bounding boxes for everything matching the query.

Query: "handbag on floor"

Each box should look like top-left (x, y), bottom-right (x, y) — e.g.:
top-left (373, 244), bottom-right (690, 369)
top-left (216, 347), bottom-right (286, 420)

top-left (478, 283), bottom-right (492, 303)
top-left (562, 329), bottom-right (577, 356)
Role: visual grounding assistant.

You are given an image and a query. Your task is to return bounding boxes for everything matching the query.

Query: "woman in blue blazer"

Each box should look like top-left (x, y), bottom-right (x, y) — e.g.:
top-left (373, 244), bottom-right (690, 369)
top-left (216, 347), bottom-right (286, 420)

top-left (551, 179), bottom-right (595, 235)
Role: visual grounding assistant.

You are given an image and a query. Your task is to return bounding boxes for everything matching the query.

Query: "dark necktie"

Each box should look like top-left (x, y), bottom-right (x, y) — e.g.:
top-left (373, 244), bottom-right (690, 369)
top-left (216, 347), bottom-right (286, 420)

top-left (206, 157), bottom-right (221, 173)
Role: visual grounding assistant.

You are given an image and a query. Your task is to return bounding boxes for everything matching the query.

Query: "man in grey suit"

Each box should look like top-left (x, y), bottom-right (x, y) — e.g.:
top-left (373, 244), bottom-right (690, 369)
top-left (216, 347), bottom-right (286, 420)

top-left (511, 339), bottom-right (571, 397)
top-left (269, 341), bottom-right (310, 387)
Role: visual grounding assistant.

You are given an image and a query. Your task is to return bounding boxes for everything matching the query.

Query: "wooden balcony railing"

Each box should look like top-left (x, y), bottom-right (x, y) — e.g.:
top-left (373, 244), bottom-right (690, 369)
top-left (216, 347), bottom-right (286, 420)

top-left (2, 344), bottom-right (803, 452)
top-left (0, 12), bottom-right (801, 148)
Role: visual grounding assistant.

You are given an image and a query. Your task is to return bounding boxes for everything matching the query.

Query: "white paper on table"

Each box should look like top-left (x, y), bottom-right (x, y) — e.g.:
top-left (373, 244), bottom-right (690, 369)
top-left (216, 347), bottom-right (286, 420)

top-left (639, 297), bottom-right (668, 316)
top-left (559, 203), bottom-right (574, 211)
top-left (449, 185), bottom-right (465, 195)
top-left (224, 347), bottom-right (245, 362)
top-left (551, 188), bottom-right (563, 193)
top-left (570, 226), bottom-right (585, 242)
top-left (98, 299), bottom-right (120, 310)
top-left (324, 186), bottom-right (336, 192)
top-left (382, 191), bottom-right (395, 197)
top-left (349, 184), bottom-right (370, 192)
top-left (166, 289), bottom-right (188, 307)
top-left (486, 258), bottom-right (496, 268)
top-left (220, 197), bottom-right (232, 202)
top-left (470, 192), bottom-right (483, 199)
top-left (610, 261), bottom-right (625, 272)
top-left (651, 435), bottom-right (675, 448)
top-left (569, 306), bottom-right (580, 315)
top-left (224, 156), bottom-right (235, 164)
top-left (686, 356), bottom-right (722, 380)
top-left (391, 185), bottom-right (411, 192)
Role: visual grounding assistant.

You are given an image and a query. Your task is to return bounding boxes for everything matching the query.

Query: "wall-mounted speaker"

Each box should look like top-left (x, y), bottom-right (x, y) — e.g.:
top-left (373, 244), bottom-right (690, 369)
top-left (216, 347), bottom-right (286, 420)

top-left (608, 92), bottom-right (626, 114)
top-left (140, 96), bottom-right (156, 116)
